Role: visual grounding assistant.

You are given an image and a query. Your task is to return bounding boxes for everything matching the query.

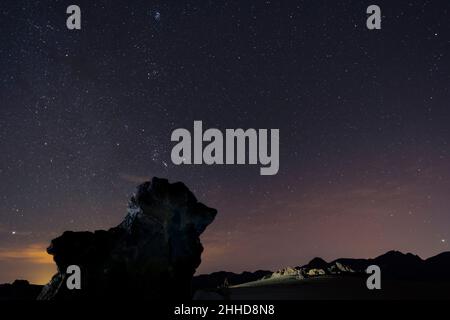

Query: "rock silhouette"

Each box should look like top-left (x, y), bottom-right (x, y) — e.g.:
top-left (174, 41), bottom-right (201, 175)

top-left (294, 250), bottom-right (450, 280)
top-left (2, 250), bottom-right (450, 300)
top-left (0, 280), bottom-right (42, 300)
top-left (246, 250), bottom-right (450, 285)
top-left (37, 177), bottom-right (217, 300)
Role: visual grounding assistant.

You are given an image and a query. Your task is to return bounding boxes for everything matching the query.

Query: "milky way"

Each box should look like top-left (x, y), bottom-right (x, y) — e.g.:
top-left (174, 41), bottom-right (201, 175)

top-left (0, 0), bottom-right (449, 284)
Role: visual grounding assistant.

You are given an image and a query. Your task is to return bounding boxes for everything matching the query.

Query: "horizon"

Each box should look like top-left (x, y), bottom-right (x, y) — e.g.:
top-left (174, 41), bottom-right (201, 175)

top-left (1, 235), bottom-right (448, 285)
top-left (1, 0), bottom-right (449, 286)
top-left (2, 246), bottom-right (449, 285)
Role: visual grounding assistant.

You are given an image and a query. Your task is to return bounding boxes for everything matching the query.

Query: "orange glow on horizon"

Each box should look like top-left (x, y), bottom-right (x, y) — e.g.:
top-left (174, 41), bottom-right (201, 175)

top-left (0, 243), bottom-right (56, 285)
top-left (0, 243), bottom-right (54, 265)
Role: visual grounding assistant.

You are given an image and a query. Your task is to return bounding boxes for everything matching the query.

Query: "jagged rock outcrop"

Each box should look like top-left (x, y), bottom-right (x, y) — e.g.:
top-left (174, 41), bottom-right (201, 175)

top-left (328, 261), bottom-right (354, 274)
top-left (269, 267), bottom-right (304, 279)
top-left (38, 177), bottom-right (217, 300)
top-left (306, 268), bottom-right (326, 276)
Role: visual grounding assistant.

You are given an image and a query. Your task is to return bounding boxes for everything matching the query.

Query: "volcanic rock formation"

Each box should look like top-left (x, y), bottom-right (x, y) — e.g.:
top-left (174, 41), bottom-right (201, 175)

top-left (37, 177), bottom-right (217, 300)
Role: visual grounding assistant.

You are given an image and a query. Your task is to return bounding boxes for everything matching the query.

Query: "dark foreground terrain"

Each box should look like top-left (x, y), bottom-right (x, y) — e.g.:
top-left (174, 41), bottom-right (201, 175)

top-left (225, 275), bottom-right (450, 300)
top-left (193, 250), bottom-right (450, 300)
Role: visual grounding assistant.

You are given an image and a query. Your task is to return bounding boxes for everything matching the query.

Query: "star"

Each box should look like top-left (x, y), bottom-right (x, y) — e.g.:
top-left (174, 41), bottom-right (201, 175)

top-left (153, 10), bottom-right (161, 22)
top-left (0, 0), bottom-right (449, 285)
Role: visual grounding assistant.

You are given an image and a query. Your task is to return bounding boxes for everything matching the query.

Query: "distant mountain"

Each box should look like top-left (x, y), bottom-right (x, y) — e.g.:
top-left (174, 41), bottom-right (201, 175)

top-left (193, 250), bottom-right (450, 292)
top-left (305, 257), bottom-right (328, 270)
top-left (290, 250), bottom-right (450, 281)
top-left (423, 251), bottom-right (450, 278)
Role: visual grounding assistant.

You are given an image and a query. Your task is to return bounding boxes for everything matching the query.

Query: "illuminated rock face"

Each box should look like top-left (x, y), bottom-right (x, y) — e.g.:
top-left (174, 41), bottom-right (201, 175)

top-left (38, 177), bottom-right (217, 300)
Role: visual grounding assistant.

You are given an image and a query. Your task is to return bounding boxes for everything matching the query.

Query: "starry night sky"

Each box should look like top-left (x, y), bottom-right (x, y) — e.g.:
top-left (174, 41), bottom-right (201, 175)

top-left (0, 0), bottom-right (449, 284)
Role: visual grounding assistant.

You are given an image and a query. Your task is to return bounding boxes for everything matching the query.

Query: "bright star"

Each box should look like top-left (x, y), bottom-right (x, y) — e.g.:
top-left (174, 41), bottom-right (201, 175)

top-left (154, 11), bottom-right (161, 21)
